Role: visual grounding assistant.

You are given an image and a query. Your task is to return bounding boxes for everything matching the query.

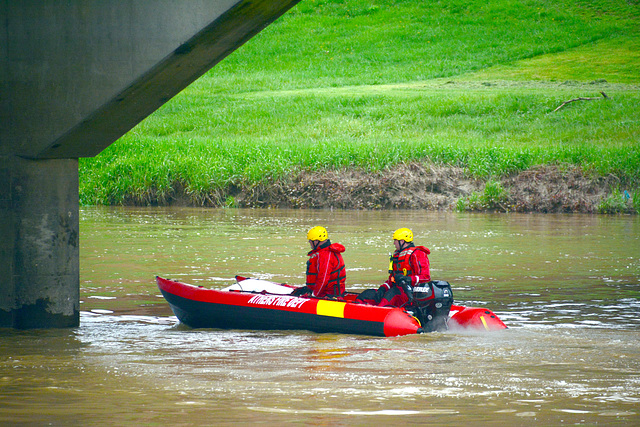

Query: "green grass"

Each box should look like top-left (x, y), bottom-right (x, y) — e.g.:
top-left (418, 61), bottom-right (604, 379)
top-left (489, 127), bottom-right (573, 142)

top-left (456, 180), bottom-right (510, 212)
top-left (79, 0), bottom-right (640, 206)
top-left (468, 36), bottom-right (640, 83)
top-left (596, 188), bottom-right (638, 213)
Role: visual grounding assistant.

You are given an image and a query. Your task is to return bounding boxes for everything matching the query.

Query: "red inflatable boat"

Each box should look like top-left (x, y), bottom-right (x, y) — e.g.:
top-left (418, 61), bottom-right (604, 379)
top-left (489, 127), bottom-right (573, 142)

top-left (157, 276), bottom-right (507, 337)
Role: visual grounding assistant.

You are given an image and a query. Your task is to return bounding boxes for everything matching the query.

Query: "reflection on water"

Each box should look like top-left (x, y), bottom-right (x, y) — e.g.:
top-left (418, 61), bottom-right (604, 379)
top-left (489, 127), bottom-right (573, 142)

top-left (1, 207), bottom-right (638, 424)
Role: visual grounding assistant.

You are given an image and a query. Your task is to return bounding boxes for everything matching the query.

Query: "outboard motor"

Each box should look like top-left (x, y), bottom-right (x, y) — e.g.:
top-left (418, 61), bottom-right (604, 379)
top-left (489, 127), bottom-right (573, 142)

top-left (411, 280), bottom-right (453, 332)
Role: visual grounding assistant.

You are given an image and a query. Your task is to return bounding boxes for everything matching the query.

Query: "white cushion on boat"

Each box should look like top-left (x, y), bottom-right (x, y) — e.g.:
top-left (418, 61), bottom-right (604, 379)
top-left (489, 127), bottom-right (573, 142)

top-left (221, 278), bottom-right (294, 295)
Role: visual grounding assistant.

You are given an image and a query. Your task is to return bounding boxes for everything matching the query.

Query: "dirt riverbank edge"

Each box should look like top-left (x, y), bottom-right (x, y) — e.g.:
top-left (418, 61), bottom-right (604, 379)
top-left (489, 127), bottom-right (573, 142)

top-left (147, 164), bottom-right (638, 213)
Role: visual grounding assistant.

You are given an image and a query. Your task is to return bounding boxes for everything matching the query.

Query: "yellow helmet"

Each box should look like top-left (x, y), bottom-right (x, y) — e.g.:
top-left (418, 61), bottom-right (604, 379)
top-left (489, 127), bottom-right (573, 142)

top-left (392, 228), bottom-right (413, 242)
top-left (307, 226), bottom-right (328, 241)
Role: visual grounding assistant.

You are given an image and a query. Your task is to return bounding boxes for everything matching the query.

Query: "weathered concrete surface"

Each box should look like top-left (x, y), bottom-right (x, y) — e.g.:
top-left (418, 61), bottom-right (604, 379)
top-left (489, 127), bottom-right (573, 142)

top-left (0, 156), bottom-right (79, 328)
top-left (1, 0), bottom-right (301, 159)
top-left (0, 0), bottom-right (302, 328)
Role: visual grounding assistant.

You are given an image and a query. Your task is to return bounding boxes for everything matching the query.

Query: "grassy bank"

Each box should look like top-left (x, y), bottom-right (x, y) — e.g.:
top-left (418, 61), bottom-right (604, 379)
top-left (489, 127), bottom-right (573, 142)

top-left (79, 0), bottom-right (640, 211)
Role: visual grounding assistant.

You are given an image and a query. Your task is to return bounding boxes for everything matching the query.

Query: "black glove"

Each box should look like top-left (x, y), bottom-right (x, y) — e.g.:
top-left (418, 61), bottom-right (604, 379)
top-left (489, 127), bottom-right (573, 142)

top-left (394, 274), bottom-right (411, 287)
top-left (394, 275), bottom-right (413, 302)
top-left (393, 273), bottom-right (404, 286)
top-left (291, 286), bottom-right (311, 297)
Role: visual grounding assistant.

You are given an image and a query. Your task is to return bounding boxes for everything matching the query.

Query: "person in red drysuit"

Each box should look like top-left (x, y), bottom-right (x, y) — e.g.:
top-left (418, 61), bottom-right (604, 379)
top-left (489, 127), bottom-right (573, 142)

top-left (356, 227), bottom-right (430, 307)
top-left (291, 226), bottom-right (346, 298)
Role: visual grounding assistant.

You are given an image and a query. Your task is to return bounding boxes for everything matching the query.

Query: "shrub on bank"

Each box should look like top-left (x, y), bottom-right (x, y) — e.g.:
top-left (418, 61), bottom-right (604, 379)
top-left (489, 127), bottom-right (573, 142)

top-left (597, 189), bottom-right (638, 214)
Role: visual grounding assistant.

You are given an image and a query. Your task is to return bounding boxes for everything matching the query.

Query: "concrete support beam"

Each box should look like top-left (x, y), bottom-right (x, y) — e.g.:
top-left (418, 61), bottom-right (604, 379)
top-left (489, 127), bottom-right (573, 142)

top-left (0, 156), bottom-right (79, 328)
top-left (1, 0), bottom-right (302, 159)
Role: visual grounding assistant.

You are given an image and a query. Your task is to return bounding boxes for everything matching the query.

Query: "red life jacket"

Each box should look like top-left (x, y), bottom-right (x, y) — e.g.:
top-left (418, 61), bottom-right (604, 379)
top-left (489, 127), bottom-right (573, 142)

top-left (388, 245), bottom-right (431, 286)
top-left (306, 241), bottom-right (346, 297)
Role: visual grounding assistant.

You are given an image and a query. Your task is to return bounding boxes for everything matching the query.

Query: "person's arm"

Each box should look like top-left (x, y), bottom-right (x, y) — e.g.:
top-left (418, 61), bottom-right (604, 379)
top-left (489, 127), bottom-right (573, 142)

top-left (311, 251), bottom-right (332, 297)
top-left (409, 250), bottom-right (430, 285)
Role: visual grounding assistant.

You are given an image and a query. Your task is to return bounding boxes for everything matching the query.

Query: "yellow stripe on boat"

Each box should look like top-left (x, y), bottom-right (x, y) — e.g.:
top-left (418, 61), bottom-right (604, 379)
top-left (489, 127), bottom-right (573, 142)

top-left (480, 315), bottom-right (489, 331)
top-left (316, 300), bottom-right (346, 318)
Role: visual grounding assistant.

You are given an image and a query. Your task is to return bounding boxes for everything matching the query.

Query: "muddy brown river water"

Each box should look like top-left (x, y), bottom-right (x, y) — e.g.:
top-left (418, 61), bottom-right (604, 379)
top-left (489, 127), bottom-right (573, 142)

top-left (1, 207), bottom-right (638, 425)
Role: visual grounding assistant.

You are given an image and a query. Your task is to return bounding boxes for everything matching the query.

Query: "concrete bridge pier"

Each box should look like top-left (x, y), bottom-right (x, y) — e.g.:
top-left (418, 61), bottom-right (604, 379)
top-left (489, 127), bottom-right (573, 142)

top-left (1, 0), bottom-right (302, 328)
top-left (1, 156), bottom-right (79, 328)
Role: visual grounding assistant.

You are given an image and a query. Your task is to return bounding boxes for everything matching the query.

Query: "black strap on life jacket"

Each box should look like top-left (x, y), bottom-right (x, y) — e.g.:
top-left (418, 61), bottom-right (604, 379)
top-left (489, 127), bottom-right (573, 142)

top-left (327, 254), bottom-right (346, 295)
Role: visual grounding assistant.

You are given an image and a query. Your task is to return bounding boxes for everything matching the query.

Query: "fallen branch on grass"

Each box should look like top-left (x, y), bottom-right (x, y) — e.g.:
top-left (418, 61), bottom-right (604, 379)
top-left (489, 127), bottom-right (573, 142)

top-left (553, 91), bottom-right (609, 112)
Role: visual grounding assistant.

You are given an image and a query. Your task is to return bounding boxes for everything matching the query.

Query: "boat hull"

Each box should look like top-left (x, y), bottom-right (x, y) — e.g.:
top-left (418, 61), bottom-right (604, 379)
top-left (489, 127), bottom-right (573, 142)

top-left (449, 305), bottom-right (508, 331)
top-left (157, 276), bottom-right (422, 337)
